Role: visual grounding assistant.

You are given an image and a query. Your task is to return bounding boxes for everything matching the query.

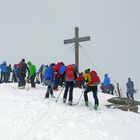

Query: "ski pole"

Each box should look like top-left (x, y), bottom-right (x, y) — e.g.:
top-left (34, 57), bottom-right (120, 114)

top-left (75, 88), bottom-right (85, 105)
top-left (55, 86), bottom-right (65, 102)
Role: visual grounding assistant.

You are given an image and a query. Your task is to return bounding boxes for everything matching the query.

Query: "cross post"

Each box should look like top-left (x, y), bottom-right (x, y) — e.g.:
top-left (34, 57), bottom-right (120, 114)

top-left (64, 27), bottom-right (90, 72)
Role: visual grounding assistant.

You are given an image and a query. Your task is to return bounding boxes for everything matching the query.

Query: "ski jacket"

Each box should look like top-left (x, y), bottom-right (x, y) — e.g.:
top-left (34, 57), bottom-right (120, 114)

top-left (83, 73), bottom-right (91, 83)
top-left (76, 74), bottom-right (84, 82)
top-left (54, 64), bottom-right (60, 78)
top-left (7, 65), bottom-right (12, 73)
top-left (126, 80), bottom-right (134, 90)
top-left (103, 74), bottom-right (110, 86)
top-left (19, 62), bottom-right (29, 74)
top-left (28, 62), bottom-right (36, 77)
top-left (0, 62), bottom-right (7, 73)
top-left (13, 64), bottom-right (18, 75)
top-left (38, 65), bottom-right (44, 73)
top-left (44, 66), bottom-right (54, 81)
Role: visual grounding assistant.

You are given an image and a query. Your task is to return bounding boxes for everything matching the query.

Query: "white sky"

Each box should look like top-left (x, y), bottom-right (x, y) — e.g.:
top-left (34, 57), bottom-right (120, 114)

top-left (0, 0), bottom-right (140, 95)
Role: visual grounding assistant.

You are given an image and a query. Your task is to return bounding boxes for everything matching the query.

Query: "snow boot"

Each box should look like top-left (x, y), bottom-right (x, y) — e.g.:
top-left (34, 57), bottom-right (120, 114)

top-left (85, 101), bottom-right (89, 106)
top-left (63, 98), bottom-right (66, 103)
top-left (68, 100), bottom-right (72, 106)
top-left (94, 104), bottom-right (98, 110)
top-left (51, 94), bottom-right (55, 98)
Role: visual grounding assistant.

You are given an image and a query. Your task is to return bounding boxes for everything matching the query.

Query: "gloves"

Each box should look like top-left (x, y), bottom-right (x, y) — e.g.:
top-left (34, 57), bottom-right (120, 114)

top-left (84, 83), bottom-right (88, 89)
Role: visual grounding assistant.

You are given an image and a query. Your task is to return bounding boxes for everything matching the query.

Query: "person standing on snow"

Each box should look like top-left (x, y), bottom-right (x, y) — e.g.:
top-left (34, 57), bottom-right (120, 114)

top-left (18, 59), bottom-right (29, 88)
top-left (27, 61), bottom-right (36, 88)
top-left (12, 64), bottom-right (18, 82)
top-left (59, 63), bottom-right (66, 87)
top-left (0, 61), bottom-right (7, 83)
top-left (53, 63), bottom-right (60, 91)
top-left (6, 64), bottom-right (12, 82)
top-left (63, 64), bottom-right (77, 105)
top-left (84, 70), bottom-right (100, 110)
top-left (44, 64), bottom-right (55, 99)
top-left (126, 77), bottom-right (135, 100)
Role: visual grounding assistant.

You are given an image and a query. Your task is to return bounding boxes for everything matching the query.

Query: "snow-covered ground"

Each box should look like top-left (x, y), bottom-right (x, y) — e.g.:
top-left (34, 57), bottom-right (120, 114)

top-left (0, 83), bottom-right (140, 140)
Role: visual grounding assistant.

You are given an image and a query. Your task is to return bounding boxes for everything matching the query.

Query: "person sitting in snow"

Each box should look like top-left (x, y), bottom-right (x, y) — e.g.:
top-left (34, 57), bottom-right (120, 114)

top-left (101, 74), bottom-right (114, 95)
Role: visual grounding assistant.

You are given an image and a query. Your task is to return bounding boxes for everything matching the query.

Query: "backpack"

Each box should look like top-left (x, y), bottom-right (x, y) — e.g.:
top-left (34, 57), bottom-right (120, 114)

top-left (88, 70), bottom-right (100, 86)
top-left (65, 65), bottom-right (75, 81)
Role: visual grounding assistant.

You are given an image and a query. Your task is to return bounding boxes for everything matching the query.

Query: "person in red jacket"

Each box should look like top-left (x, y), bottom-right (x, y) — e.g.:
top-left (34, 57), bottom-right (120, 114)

top-left (84, 70), bottom-right (100, 110)
top-left (53, 63), bottom-right (61, 91)
top-left (76, 72), bottom-right (84, 88)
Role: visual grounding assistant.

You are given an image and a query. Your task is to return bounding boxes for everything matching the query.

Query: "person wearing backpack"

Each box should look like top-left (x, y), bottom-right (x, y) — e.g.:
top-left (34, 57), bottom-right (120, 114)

top-left (63, 64), bottom-right (77, 105)
top-left (84, 70), bottom-right (100, 110)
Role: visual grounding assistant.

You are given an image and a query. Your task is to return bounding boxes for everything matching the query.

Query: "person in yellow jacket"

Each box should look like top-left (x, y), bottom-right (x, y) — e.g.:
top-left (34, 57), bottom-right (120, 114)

top-left (83, 69), bottom-right (91, 85)
top-left (83, 69), bottom-right (101, 110)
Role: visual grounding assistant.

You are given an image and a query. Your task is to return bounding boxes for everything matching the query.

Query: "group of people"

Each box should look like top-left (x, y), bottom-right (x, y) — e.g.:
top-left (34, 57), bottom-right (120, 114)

top-left (0, 61), bottom-right (12, 83)
top-left (0, 59), bottom-right (36, 89)
top-left (42, 63), bottom-right (100, 109)
top-left (0, 59), bottom-right (137, 110)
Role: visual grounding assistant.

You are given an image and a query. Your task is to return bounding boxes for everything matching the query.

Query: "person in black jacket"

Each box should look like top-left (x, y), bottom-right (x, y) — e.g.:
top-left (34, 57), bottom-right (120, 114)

top-left (18, 59), bottom-right (29, 88)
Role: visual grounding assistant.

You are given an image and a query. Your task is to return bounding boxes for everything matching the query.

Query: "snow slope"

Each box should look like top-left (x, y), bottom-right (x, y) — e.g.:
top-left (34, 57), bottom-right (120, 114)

top-left (0, 83), bottom-right (140, 140)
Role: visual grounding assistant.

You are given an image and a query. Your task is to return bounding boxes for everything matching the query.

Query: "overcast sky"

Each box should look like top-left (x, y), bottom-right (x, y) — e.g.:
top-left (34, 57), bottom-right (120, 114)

top-left (0, 0), bottom-right (140, 95)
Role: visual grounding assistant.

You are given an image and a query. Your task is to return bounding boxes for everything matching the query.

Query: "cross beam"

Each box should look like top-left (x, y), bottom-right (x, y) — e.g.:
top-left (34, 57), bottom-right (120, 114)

top-left (64, 27), bottom-right (90, 72)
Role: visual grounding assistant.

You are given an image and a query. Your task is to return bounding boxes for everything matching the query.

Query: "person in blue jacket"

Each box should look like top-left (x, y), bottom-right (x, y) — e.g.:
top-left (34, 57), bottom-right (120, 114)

top-left (59, 64), bottom-right (66, 87)
top-left (0, 61), bottom-right (7, 83)
top-left (12, 64), bottom-right (18, 82)
top-left (44, 64), bottom-right (55, 99)
top-left (38, 64), bottom-right (44, 83)
top-left (102, 74), bottom-right (111, 94)
top-left (126, 77), bottom-right (135, 100)
top-left (103, 74), bottom-right (110, 86)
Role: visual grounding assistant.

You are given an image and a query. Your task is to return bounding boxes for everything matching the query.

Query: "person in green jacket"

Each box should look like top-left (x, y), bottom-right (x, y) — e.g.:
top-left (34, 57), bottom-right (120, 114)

top-left (28, 61), bottom-right (36, 88)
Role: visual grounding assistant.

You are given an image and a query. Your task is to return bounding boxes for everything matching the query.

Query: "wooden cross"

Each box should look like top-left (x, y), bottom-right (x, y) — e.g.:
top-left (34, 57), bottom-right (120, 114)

top-left (64, 27), bottom-right (90, 72)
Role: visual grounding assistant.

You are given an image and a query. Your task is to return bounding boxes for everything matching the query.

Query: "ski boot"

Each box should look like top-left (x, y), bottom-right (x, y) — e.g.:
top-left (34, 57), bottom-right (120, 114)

top-left (85, 101), bottom-right (89, 106)
top-left (94, 104), bottom-right (99, 110)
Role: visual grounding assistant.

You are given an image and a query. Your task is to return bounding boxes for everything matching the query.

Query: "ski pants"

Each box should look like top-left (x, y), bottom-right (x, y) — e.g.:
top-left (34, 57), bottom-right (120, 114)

top-left (45, 80), bottom-right (54, 98)
top-left (18, 73), bottom-right (26, 87)
top-left (84, 86), bottom-right (99, 106)
top-left (30, 75), bottom-right (36, 87)
top-left (54, 77), bottom-right (60, 89)
top-left (126, 89), bottom-right (135, 100)
top-left (0, 72), bottom-right (6, 83)
top-left (63, 81), bottom-right (75, 102)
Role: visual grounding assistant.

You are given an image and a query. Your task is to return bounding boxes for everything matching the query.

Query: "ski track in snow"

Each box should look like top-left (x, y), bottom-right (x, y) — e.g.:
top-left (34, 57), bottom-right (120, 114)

top-left (0, 83), bottom-right (140, 140)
